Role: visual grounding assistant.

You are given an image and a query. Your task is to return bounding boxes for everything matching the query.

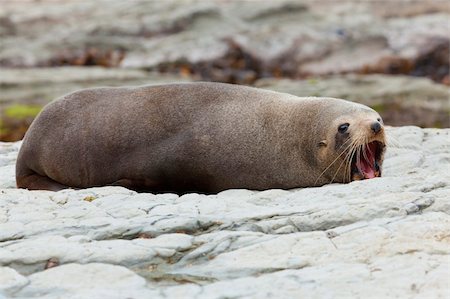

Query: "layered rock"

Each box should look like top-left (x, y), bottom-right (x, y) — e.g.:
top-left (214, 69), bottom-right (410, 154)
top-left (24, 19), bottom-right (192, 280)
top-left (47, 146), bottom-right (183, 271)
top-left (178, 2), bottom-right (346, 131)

top-left (0, 126), bottom-right (449, 298)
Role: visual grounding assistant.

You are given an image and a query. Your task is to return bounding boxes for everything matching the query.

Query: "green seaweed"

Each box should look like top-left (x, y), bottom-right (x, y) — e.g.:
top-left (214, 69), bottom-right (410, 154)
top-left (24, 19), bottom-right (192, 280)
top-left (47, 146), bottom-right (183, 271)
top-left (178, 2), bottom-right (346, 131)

top-left (372, 103), bottom-right (386, 113)
top-left (5, 104), bottom-right (42, 120)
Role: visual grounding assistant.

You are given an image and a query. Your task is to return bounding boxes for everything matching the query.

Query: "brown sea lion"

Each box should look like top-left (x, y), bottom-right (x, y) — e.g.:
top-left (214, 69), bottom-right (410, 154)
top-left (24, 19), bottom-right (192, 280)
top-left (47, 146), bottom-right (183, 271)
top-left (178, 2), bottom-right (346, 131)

top-left (16, 82), bottom-right (386, 193)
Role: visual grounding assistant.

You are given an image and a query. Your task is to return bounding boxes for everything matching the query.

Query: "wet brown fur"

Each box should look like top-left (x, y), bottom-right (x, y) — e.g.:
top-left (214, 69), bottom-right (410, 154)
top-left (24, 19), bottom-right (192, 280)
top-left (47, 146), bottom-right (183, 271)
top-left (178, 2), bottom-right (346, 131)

top-left (16, 82), bottom-right (385, 193)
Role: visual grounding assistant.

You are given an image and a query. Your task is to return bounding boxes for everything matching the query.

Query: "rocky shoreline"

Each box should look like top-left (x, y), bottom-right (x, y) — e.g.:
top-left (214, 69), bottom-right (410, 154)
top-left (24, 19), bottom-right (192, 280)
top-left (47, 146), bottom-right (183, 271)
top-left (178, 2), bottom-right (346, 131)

top-left (1, 126), bottom-right (449, 298)
top-left (1, 0), bottom-right (449, 141)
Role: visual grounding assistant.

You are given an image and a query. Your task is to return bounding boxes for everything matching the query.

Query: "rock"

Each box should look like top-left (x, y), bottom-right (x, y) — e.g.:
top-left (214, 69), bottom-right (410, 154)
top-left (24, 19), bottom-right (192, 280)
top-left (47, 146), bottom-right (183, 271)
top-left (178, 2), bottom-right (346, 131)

top-left (0, 1), bottom-right (448, 83)
top-left (14, 263), bottom-right (151, 298)
top-left (0, 126), bottom-right (449, 298)
top-left (0, 267), bottom-right (28, 294)
top-left (162, 255), bottom-right (449, 299)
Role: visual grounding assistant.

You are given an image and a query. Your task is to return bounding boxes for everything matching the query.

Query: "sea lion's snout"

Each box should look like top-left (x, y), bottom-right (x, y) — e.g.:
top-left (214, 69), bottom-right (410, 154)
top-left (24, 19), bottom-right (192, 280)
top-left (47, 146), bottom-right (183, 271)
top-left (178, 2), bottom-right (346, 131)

top-left (370, 121), bottom-right (382, 134)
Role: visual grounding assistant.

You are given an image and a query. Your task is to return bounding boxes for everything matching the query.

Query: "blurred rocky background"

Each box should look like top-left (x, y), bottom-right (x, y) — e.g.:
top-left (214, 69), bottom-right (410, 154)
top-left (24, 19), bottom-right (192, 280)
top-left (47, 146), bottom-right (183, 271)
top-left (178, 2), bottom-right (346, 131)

top-left (0, 0), bottom-right (449, 141)
top-left (1, 2), bottom-right (450, 297)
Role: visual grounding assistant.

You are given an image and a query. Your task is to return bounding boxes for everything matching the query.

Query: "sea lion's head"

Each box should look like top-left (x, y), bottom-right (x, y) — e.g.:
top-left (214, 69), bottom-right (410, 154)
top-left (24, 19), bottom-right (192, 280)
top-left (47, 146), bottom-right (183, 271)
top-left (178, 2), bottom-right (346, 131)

top-left (315, 99), bottom-right (386, 184)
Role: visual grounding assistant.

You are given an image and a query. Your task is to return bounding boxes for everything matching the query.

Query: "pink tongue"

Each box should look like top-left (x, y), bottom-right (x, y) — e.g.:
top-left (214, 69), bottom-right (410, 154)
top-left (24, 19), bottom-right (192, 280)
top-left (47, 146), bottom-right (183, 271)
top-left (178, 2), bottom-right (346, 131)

top-left (356, 143), bottom-right (376, 179)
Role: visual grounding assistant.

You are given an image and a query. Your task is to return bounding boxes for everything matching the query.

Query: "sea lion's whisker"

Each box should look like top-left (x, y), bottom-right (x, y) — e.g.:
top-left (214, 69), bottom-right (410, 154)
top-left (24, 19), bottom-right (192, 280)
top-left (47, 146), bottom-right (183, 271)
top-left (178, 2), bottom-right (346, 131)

top-left (356, 144), bottom-right (362, 176)
top-left (345, 143), bottom-right (358, 182)
top-left (320, 136), bottom-right (361, 184)
top-left (330, 153), bottom-right (348, 183)
top-left (362, 136), bottom-right (369, 162)
top-left (346, 139), bottom-right (361, 182)
top-left (314, 139), bottom-right (355, 184)
top-left (335, 137), bottom-right (353, 152)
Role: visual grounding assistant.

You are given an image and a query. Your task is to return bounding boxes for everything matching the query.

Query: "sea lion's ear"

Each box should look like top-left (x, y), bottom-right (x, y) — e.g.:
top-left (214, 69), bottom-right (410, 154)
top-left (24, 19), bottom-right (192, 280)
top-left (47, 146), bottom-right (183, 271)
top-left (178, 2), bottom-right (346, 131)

top-left (318, 140), bottom-right (327, 147)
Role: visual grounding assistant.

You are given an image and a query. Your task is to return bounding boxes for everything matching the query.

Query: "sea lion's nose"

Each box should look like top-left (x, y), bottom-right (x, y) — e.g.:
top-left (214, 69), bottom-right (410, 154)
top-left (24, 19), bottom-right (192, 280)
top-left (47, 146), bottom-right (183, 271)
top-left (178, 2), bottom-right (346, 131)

top-left (371, 121), bottom-right (382, 133)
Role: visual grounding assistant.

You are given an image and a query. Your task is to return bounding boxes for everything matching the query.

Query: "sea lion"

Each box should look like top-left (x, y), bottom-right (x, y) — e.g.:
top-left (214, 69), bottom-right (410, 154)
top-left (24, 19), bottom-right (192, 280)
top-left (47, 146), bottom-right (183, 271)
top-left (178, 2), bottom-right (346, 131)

top-left (16, 82), bottom-right (386, 193)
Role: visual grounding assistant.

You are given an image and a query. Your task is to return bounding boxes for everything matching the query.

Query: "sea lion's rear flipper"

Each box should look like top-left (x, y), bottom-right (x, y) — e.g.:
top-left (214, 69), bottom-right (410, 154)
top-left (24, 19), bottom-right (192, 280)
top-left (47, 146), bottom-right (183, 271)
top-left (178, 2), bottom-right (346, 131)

top-left (16, 172), bottom-right (69, 191)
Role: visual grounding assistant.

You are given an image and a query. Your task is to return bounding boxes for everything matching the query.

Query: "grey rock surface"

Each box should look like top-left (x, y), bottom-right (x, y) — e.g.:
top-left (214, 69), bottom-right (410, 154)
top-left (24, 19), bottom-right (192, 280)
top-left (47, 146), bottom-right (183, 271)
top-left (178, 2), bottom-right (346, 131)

top-left (0, 0), bottom-right (448, 81)
top-left (0, 126), bottom-right (449, 298)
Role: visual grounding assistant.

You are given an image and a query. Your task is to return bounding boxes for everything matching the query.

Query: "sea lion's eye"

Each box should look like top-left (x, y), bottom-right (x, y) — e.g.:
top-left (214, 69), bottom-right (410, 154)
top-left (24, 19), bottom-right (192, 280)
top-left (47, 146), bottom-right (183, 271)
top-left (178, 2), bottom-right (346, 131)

top-left (338, 123), bottom-right (349, 133)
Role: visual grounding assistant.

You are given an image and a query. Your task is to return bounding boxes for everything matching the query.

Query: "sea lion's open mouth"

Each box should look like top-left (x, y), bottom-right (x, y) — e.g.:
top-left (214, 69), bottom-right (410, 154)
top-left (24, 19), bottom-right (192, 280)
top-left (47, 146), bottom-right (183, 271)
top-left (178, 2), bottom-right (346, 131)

top-left (351, 141), bottom-right (384, 180)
